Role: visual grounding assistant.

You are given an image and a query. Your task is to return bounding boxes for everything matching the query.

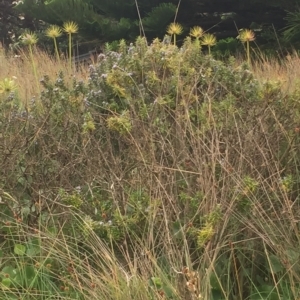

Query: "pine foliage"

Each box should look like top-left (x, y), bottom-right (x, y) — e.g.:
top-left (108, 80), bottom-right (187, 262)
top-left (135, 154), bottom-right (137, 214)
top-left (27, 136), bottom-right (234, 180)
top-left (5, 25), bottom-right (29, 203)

top-left (141, 3), bottom-right (176, 36)
top-left (283, 9), bottom-right (300, 43)
top-left (15, 0), bottom-right (95, 25)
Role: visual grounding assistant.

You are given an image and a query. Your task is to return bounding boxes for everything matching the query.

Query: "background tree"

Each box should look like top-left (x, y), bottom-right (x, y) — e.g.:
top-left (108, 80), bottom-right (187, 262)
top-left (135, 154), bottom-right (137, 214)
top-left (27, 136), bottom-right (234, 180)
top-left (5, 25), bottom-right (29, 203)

top-left (0, 0), bottom-right (28, 48)
top-left (10, 0), bottom-right (300, 53)
top-left (14, 0), bottom-right (177, 51)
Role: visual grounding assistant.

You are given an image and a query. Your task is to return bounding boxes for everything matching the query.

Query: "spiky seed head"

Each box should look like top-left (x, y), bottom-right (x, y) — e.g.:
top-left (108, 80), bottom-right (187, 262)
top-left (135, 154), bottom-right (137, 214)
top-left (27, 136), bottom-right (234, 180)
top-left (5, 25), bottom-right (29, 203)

top-left (167, 23), bottom-right (183, 36)
top-left (0, 78), bottom-right (18, 94)
top-left (45, 25), bottom-right (62, 38)
top-left (201, 33), bottom-right (217, 46)
top-left (237, 29), bottom-right (255, 43)
top-left (63, 21), bottom-right (78, 34)
top-left (21, 31), bottom-right (38, 45)
top-left (190, 26), bottom-right (204, 39)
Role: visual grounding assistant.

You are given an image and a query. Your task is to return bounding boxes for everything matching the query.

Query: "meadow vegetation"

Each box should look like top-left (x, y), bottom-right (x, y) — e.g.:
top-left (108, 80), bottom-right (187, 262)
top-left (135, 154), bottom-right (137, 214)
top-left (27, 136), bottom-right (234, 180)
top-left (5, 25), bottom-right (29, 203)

top-left (1, 27), bottom-right (300, 300)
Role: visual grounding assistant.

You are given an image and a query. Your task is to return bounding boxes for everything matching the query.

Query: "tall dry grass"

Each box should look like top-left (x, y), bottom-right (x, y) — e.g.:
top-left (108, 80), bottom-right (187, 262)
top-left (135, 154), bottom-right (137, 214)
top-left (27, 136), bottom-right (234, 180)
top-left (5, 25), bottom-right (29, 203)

top-left (251, 51), bottom-right (300, 93)
top-left (2, 43), bottom-right (300, 100)
top-left (1, 40), bottom-right (300, 300)
top-left (0, 44), bottom-right (90, 105)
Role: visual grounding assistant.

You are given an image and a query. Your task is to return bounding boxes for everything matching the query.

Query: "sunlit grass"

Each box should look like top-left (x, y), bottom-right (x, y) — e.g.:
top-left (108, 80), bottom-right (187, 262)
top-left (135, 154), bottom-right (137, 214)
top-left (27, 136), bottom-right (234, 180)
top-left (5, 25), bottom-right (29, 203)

top-left (0, 45), bottom-right (89, 106)
top-left (249, 50), bottom-right (300, 93)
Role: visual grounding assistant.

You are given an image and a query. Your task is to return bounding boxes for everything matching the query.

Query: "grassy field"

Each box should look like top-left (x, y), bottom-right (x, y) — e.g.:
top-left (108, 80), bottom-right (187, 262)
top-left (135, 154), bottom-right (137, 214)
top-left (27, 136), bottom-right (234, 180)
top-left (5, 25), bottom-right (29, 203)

top-left (0, 37), bottom-right (300, 300)
top-left (2, 44), bottom-right (300, 100)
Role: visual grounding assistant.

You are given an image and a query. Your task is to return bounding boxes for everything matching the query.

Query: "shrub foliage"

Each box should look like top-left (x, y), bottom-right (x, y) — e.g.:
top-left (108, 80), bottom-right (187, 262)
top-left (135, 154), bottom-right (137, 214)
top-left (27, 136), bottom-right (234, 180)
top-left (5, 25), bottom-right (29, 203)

top-left (1, 37), bottom-right (300, 299)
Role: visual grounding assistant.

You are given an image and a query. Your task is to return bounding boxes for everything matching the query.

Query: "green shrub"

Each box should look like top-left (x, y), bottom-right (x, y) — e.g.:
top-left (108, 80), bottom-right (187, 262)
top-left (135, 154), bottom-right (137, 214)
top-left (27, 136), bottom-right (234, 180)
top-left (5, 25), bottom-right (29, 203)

top-left (1, 36), bottom-right (300, 299)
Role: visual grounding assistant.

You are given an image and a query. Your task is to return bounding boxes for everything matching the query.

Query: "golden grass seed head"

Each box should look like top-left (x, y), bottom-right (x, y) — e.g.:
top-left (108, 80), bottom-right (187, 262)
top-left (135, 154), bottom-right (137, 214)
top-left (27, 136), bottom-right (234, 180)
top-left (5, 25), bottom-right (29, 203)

top-left (0, 78), bottom-right (18, 94)
top-left (190, 26), bottom-right (204, 39)
top-left (237, 29), bottom-right (255, 43)
top-left (45, 25), bottom-right (62, 38)
top-left (167, 23), bottom-right (183, 36)
top-left (21, 31), bottom-right (38, 45)
top-left (201, 33), bottom-right (217, 46)
top-left (63, 21), bottom-right (79, 34)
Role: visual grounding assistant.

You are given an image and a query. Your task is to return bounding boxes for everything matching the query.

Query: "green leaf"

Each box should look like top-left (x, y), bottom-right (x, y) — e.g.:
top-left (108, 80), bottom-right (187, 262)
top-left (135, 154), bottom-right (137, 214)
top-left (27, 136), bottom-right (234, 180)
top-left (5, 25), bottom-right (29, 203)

top-left (268, 254), bottom-right (283, 274)
top-left (285, 248), bottom-right (300, 272)
top-left (1, 266), bottom-right (16, 278)
top-left (47, 226), bottom-right (57, 237)
top-left (210, 272), bottom-right (222, 290)
top-left (1, 277), bottom-right (12, 288)
top-left (11, 266), bottom-right (35, 288)
top-left (211, 288), bottom-right (223, 299)
top-left (27, 237), bottom-right (41, 248)
top-left (250, 284), bottom-right (280, 300)
top-left (21, 206), bottom-right (30, 217)
top-left (163, 285), bottom-right (175, 298)
top-left (150, 277), bottom-right (162, 289)
top-left (172, 220), bottom-right (183, 239)
top-left (26, 246), bottom-right (40, 257)
top-left (14, 244), bottom-right (26, 256)
top-left (24, 265), bottom-right (36, 281)
top-left (13, 273), bottom-right (23, 286)
top-left (286, 248), bottom-right (299, 263)
top-left (17, 176), bottom-right (26, 186)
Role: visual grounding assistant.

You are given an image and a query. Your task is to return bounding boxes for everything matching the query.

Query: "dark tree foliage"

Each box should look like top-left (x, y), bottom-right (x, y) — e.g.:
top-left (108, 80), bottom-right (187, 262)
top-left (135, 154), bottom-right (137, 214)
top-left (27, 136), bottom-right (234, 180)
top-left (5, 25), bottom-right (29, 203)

top-left (13, 0), bottom-right (178, 45)
top-left (0, 0), bottom-right (48, 49)
top-left (177, 0), bottom-right (288, 34)
top-left (0, 0), bottom-right (25, 47)
top-left (1, 0), bottom-right (300, 51)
